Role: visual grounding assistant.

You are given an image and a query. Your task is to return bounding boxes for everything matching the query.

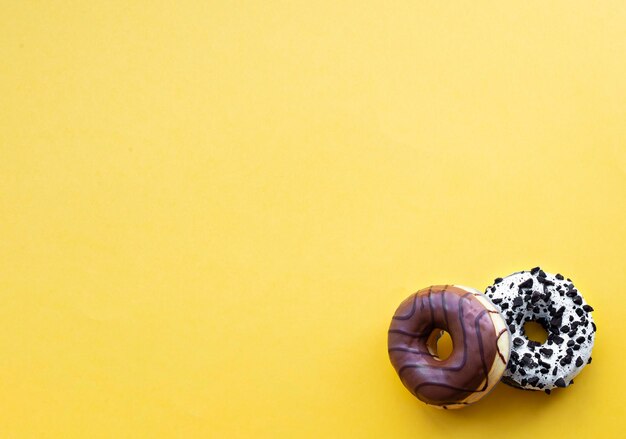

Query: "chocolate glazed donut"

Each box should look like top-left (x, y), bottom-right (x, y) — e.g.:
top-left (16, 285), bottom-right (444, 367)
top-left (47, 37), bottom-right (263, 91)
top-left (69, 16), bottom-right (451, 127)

top-left (388, 285), bottom-right (511, 409)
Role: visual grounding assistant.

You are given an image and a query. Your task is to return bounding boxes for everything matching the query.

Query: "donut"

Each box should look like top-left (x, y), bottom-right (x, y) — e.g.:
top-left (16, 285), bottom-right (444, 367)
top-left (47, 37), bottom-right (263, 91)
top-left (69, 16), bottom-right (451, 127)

top-left (484, 268), bottom-right (596, 393)
top-left (388, 285), bottom-right (511, 409)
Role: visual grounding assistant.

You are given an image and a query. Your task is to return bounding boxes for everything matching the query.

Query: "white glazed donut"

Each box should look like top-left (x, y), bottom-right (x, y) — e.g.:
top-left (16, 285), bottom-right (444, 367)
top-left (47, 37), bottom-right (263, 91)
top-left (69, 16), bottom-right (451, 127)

top-left (484, 268), bottom-right (595, 393)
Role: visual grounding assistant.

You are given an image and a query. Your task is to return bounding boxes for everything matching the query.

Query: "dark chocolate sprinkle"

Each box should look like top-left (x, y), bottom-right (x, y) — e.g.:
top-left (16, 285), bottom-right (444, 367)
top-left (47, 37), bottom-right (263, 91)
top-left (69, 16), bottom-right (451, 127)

top-left (575, 357), bottom-right (583, 367)
top-left (531, 267), bottom-right (540, 275)
top-left (540, 348), bottom-right (553, 357)
top-left (513, 337), bottom-right (524, 347)
top-left (492, 298), bottom-right (502, 304)
top-left (583, 305), bottom-right (594, 312)
top-left (555, 274), bottom-right (564, 280)
top-left (545, 389), bottom-right (551, 395)
top-left (538, 277), bottom-right (554, 286)
top-left (513, 297), bottom-right (523, 308)
top-left (538, 270), bottom-right (547, 278)
top-left (573, 296), bottom-right (583, 305)
top-left (576, 336), bottom-right (585, 344)
top-left (494, 277), bottom-right (503, 284)
top-left (587, 357), bottom-right (592, 364)
top-left (555, 378), bottom-right (566, 387)
top-left (519, 278), bottom-right (534, 289)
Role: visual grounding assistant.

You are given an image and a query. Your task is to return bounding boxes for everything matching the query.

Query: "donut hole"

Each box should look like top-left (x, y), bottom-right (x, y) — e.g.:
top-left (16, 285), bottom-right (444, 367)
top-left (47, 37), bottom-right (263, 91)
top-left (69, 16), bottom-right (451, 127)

top-left (426, 328), bottom-right (453, 361)
top-left (523, 320), bottom-right (548, 344)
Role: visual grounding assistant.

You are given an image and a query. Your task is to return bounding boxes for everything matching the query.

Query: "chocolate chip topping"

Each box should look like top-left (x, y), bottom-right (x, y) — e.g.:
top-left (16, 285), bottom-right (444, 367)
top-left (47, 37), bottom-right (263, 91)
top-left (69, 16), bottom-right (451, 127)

top-left (540, 348), bottom-right (553, 357)
top-left (519, 278), bottom-right (534, 289)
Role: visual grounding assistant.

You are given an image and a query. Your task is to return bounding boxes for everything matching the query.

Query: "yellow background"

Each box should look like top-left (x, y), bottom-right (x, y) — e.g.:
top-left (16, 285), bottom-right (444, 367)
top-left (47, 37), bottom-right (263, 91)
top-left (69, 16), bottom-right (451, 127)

top-left (1, 1), bottom-right (625, 437)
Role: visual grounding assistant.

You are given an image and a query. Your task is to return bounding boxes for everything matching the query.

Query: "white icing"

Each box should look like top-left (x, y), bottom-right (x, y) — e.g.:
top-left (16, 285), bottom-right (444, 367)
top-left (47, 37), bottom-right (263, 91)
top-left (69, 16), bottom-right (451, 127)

top-left (485, 270), bottom-right (595, 391)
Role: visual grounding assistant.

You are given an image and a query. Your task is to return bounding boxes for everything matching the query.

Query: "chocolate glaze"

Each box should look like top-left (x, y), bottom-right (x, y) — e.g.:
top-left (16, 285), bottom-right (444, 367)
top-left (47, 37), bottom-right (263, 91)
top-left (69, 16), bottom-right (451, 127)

top-left (388, 285), bottom-right (507, 407)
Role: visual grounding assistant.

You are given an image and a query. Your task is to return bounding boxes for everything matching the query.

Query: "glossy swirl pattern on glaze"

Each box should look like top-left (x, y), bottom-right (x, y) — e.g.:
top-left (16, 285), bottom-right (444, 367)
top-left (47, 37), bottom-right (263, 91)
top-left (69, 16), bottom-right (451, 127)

top-left (388, 285), bottom-right (510, 409)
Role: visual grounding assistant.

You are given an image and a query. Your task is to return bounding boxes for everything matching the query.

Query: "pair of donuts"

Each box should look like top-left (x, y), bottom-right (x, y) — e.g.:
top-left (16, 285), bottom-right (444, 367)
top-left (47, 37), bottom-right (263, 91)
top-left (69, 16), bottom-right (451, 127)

top-left (387, 268), bottom-right (596, 408)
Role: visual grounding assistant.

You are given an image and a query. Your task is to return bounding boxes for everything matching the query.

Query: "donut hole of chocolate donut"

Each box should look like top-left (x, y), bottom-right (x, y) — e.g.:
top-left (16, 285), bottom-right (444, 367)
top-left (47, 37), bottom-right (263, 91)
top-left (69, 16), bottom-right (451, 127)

top-left (425, 328), bottom-right (454, 361)
top-left (523, 320), bottom-right (549, 344)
